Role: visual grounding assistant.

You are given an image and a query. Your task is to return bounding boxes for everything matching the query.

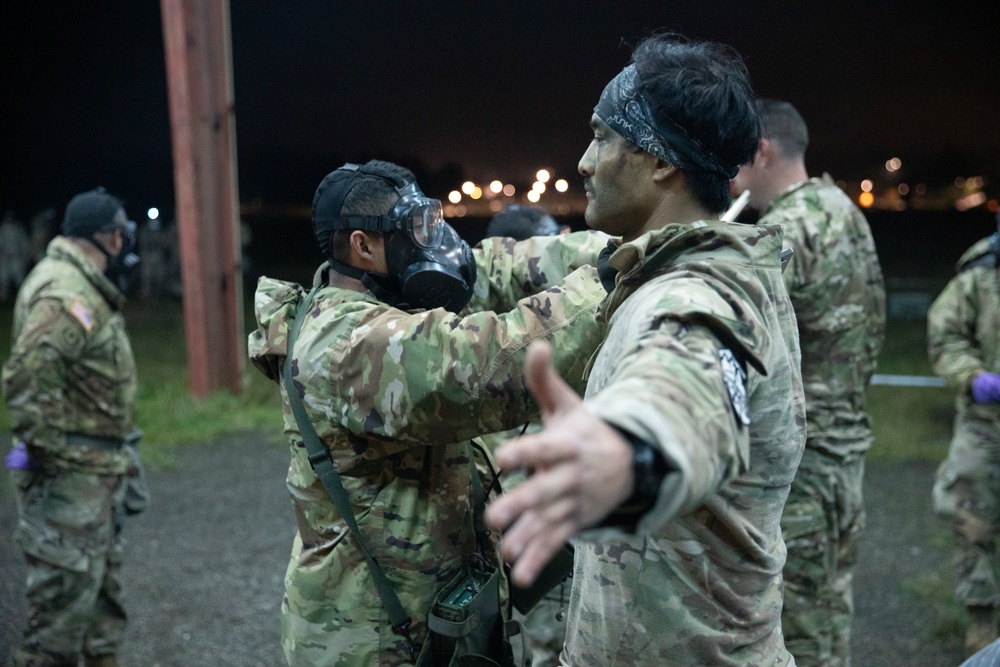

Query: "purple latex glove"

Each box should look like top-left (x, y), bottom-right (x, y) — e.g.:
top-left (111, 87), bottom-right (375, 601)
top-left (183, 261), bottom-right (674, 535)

top-left (971, 372), bottom-right (1000, 404)
top-left (4, 441), bottom-right (37, 471)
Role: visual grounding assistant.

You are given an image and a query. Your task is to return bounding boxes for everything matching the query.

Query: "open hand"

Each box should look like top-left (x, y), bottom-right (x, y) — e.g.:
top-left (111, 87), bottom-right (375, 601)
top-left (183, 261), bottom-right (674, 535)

top-left (485, 341), bottom-right (634, 588)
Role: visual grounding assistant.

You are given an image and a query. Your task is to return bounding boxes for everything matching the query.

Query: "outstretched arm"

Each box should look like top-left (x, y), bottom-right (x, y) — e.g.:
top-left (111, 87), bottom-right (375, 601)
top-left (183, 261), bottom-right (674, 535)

top-left (485, 342), bottom-right (635, 587)
top-left (466, 231), bottom-right (610, 313)
top-left (487, 313), bottom-right (751, 587)
top-left (325, 267), bottom-right (607, 444)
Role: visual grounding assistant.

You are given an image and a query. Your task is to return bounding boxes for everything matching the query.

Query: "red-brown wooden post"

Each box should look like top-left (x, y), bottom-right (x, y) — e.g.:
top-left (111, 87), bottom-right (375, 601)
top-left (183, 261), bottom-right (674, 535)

top-left (160, 0), bottom-right (244, 397)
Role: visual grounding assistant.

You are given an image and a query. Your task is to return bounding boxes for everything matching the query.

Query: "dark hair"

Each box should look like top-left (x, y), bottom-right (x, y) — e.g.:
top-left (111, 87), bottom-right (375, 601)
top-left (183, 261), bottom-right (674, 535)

top-left (632, 33), bottom-right (761, 213)
top-left (485, 205), bottom-right (558, 241)
top-left (756, 98), bottom-right (809, 161)
top-left (318, 160), bottom-right (416, 262)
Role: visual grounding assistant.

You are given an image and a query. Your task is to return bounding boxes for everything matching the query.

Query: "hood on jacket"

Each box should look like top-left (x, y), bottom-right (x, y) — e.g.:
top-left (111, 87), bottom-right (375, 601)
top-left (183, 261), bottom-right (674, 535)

top-left (248, 277), bottom-right (305, 383)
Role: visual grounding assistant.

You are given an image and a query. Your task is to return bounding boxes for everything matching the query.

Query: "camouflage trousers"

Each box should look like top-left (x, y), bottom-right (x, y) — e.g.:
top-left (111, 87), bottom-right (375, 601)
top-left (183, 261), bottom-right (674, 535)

top-left (932, 416), bottom-right (1000, 607)
top-left (11, 465), bottom-right (127, 663)
top-left (781, 449), bottom-right (866, 667)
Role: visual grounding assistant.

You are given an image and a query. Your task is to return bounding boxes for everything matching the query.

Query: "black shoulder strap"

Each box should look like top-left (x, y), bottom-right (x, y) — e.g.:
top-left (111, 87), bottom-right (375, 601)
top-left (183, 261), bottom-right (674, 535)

top-left (281, 286), bottom-right (416, 658)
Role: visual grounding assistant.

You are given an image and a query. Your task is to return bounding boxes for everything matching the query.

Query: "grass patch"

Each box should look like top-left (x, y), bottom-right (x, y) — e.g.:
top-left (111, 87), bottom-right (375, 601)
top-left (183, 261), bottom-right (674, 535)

top-left (902, 570), bottom-right (965, 641)
top-left (0, 306), bottom-right (963, 467)
top-left (0, 299), bottom-right (283, 468)
top-left (868, 318), bottom-right (956, 463)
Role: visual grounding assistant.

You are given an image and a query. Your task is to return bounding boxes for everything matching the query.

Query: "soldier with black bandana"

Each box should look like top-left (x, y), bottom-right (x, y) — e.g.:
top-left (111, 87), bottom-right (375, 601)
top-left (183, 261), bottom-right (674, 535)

top-left (485, 34), bottom-right (806, 667)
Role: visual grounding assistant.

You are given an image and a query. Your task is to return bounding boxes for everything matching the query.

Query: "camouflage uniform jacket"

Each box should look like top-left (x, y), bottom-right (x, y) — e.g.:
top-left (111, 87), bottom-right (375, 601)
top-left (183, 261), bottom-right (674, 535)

top-left (563, 221), bottom-right (806, 667)
top-left (762, 174), bottom-right (886, 460)
top-left (927, 236), bottom-right (1000, 429)
top-left (248, 232), bottom-right (609, 667)
top-left (2, 236), bottom-right (137, 475)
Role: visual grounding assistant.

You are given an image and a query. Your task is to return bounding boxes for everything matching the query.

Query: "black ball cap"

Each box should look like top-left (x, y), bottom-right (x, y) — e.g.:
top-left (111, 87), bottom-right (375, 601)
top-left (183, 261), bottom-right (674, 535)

top-left (62, 187), bottom-right (127, 237)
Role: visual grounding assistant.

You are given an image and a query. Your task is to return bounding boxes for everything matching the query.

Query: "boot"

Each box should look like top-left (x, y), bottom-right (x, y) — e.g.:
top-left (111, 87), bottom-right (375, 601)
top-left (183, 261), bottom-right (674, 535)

top-left (83, 657), bottom-right (119, 667)
top-left (965, 605), bottom-right (998, 657)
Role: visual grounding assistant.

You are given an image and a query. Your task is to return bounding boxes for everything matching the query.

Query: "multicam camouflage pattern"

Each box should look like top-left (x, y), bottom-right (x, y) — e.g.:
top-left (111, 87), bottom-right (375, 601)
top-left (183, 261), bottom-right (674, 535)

top-left (248, 231), bottom-right (609, 667)
top-left (563, 221), bottom-right (806, 667)
top-left (3, 236), bottom-right (137, 475)
top-left (511, 583), bottom-right (570, 667)
top-left (765, 175), bottom-right (886, 460)
top-left (927, 237), bottom-right (1000, 607)
top-left (780, 453), bottom-right (864, 667)
top-left (11, 467), bottom-right (127, 663)
top-left (3, 236), bottom-right (136, 664)
top-left (481, 425), bottom-right (569, 667)
top-left (761, 175), bottom-right (887, 667)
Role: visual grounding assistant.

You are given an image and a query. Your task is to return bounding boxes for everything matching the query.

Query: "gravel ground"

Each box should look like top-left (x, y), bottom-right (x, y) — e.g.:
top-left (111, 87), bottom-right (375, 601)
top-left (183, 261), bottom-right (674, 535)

top-left (0, 435), bottom-right (967, 666)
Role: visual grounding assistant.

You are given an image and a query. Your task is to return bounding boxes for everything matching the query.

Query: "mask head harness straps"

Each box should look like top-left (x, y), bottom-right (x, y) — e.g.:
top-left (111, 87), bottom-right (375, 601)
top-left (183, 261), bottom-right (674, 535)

top-left (314, 163), bottom-right (413, 286)
top-left (314, 163), bottom-right (464, 310)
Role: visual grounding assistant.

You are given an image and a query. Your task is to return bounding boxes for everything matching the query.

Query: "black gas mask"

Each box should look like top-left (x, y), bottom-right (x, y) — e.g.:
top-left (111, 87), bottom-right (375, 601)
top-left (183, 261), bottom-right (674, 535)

top-left (61, 187), bottom-right (141, 294)
top-left (102, 220), bottom-right (141, 293)
top-left (313, 163), bottom-right (476, 312)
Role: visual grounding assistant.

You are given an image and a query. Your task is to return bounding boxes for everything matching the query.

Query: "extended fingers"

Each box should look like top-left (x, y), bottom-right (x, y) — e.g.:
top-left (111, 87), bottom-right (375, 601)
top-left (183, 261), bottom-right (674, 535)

top-left (524, 340), bottom-right (581, 417)
top-left (492, 429), bottom-right (576, 473)
top-left (507, 519), bottom-right (577, 589)
top-left (486, 461), bottom-right (580, 536)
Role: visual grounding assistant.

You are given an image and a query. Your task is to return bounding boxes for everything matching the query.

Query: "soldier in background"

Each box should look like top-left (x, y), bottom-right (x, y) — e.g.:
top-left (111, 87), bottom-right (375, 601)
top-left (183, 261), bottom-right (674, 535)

top-left (29, 208), bottom-right (57, 267)
top-left (483, 202), bottom-right (573, 667)
top-left (485, 204), bottom-right (566, 241)
top-left (3, 188), bottom-right (141, 667)
top-left (0, 210), bottom-right (32, 301)
top-left (928, 219), bottom-right (1000, 657)
top-left (248, 160), bottom-right (608, 666)
top-left (730, 98), bottom-right (887, 667)
top-left (138, 217), bottom-right (168, 299)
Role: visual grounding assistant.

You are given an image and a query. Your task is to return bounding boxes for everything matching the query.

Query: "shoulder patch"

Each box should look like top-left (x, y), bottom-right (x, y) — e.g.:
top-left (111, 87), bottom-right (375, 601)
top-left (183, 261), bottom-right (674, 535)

top-left (69, 301), bottom-right (95, 332)
top-left (719, 348), bottom-right (750, 426)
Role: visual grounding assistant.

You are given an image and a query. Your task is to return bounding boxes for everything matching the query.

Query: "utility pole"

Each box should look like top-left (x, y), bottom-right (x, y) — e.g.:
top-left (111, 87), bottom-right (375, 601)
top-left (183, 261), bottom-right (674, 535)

top-left (160, 0), bottom-right (244, 397)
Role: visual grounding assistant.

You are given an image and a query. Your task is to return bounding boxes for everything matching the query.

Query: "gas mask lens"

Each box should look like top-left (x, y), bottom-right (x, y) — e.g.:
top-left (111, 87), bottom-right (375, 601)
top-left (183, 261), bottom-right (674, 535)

top-left (409, 201), bottom-right (444, 248)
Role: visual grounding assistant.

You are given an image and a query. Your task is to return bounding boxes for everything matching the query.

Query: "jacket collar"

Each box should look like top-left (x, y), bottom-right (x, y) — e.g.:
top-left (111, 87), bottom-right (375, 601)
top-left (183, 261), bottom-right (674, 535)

top-left (47, 236), bottom-right (125, 310)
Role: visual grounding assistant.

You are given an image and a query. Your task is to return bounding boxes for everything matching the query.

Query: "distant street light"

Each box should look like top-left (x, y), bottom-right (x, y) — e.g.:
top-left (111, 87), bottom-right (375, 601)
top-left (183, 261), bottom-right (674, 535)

top-left (554, 179), bottom-right (568, 192)
top-left (536, 169), bottom-right (551, 183)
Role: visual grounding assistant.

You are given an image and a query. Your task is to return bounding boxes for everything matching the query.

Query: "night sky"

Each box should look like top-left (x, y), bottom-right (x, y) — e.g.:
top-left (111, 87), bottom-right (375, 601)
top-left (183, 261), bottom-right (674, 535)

top-left (2, 1), bottom-right (998, 219)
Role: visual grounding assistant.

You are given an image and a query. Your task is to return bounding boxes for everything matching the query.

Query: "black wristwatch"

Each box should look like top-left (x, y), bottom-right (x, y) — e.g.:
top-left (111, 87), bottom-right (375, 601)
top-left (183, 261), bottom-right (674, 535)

top-left (605, 426), bottom-right (671, 523)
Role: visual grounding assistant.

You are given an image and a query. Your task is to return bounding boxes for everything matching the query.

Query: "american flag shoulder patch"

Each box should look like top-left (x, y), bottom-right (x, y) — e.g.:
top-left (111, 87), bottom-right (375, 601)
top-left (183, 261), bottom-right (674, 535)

top-left (69, 301), bottom-right (95, 332)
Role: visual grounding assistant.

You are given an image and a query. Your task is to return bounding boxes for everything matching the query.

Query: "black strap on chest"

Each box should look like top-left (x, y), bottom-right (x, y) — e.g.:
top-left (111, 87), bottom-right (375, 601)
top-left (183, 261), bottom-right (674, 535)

top-left (281, 286), bottom-right (418, 658)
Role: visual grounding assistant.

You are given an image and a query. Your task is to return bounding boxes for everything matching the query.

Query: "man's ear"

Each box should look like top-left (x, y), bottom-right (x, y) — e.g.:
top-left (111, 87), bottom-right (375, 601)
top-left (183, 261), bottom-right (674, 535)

top-left (348, 230), bottom-right (378, 269)
top-left (652, 159), bottom-right (678, 185)
top-left (755, 138), bottom-right (773, 167)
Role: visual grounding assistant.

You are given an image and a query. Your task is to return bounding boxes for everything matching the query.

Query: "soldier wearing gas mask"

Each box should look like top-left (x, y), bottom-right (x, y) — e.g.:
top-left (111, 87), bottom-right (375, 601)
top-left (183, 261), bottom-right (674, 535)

top-left (3, 187), bottom-right (141, 667)
top-left (315, 161), bottom-right (477, 312)
top-left (928, 212), bottom-right (1000, 657)
top-left (249, 160), bottom-right (610, 666)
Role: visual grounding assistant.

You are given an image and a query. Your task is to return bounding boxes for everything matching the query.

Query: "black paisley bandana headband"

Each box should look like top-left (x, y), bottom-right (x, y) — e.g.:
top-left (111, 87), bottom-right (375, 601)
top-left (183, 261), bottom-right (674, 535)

top-left (594, 64), bottom-right (739, 179)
